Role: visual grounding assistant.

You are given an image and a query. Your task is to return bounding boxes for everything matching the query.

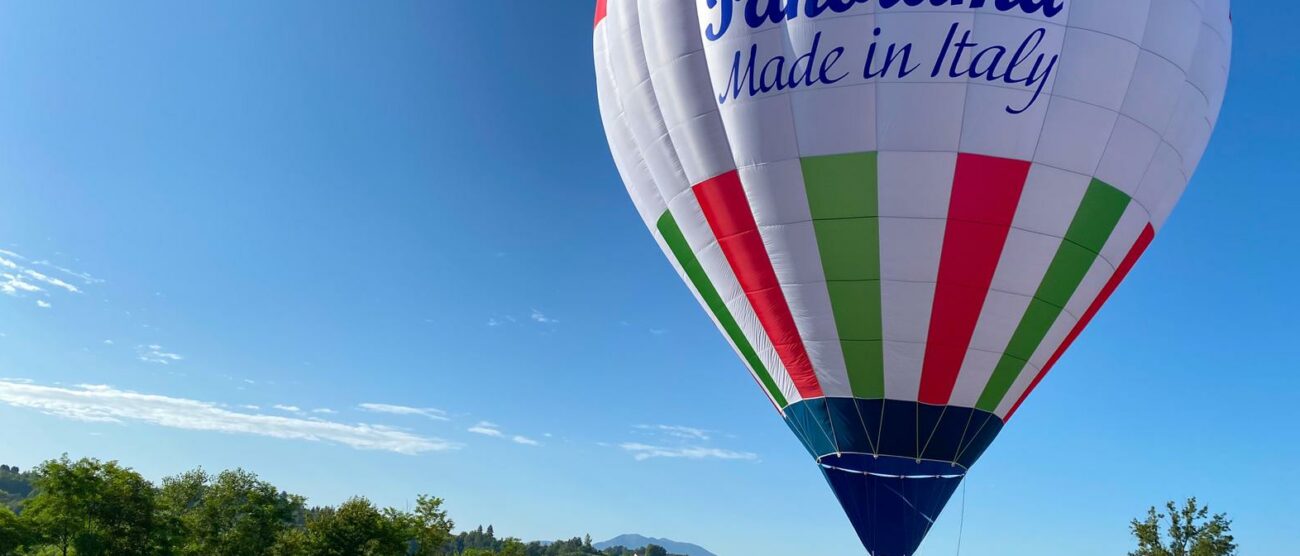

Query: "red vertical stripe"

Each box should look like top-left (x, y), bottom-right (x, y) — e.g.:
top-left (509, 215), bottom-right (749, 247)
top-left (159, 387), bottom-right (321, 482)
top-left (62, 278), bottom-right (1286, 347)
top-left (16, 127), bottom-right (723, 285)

top-left (694, 171), bottom-right (825, 399)
top-left (918, 154), bottom-right (1031, 405)
top-left (1004, 224), bottom-right (1156, 420)
top-left (594, 0), bottom-right (609, 28)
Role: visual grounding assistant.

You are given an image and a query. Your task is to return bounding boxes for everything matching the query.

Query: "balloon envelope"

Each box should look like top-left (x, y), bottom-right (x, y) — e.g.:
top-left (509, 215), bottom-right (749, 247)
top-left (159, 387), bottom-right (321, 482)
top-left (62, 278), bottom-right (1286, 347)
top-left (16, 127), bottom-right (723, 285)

top-left (594, 1), bottom-right (1231, 554)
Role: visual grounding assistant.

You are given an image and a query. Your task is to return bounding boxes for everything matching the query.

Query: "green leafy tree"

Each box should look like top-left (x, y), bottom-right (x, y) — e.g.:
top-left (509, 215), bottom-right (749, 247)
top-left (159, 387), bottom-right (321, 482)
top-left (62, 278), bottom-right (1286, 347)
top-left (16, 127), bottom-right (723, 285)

top-left (643, 544), bottom-right (668, 556)
top-left (500, 538), bottom-right (527, 556)
top-left (268, 527), bottom-right (311, 556)
top-left (408, 495), bottom-right (453, 555)
top-left (0, 506), bottom-right (35, 554)
top-left (1130, 498), bottom-right (1237, 556)
top-left (23, 456), bottom-right (157, 556)
top-left (154, 468), bottom-right (210, 554)
top-left (159, 468), bottom-right (304, 556)
top-left (302, 497), bottom-right (407, 556)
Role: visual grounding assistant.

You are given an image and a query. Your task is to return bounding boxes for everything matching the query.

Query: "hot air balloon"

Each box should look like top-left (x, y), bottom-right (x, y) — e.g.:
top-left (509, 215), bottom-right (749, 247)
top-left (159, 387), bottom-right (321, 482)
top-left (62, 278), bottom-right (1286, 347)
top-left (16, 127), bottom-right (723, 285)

top-left (593, 1), bottom-right (1231, 554)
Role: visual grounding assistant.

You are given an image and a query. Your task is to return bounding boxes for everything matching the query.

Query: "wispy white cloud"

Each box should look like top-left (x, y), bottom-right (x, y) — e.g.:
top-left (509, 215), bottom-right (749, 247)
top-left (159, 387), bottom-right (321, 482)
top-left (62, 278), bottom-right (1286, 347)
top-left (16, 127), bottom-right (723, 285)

top-left (619, 443), bottom-right (757, 462)
top-left (31, 257), bottom-right (103, 285)
top-left (620, 424), bottom-right (753, 462)
top-left (486, 315), bottom-right (521, 327)
top-left (530, 309), bottom-right (558, 324)
top-left (468, 421), bottom-right (541, 447)
top-left (358, 403), bottom-right (449, 421)
top-left (0, 380), bottom-right (458, 454)
top-left (636, 424), bottom-right (711, 441)
top-left (273, 404), bottom-right (302, 413)
top-left (23, 269), bottom-right (80, 294)
top-left (512, 435), bottom-right (540, 446)
top-left (35, 300), bottom-right (52, 309)
top-left (467, 421), bottom-right (504, 437)
top-left (1, 273), bottom-right (42, 295)
top-left (137, 345), bottom-right (183, 365)
top-left (103, 340), bottom-right (114, 346)
top-left (311, 408), bottom-right (337, 415)
top-left (0, 251), bottom-right (95, 305)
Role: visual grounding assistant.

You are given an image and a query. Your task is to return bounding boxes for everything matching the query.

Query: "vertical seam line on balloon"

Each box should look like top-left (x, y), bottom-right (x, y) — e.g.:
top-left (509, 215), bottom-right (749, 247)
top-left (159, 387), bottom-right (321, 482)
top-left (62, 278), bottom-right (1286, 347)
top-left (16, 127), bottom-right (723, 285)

top-left (975, 179), bottom-right (1133, 412)
top-left (1004, 223), bottom-right (1155, 420)
top-left (800, 152), bottom-right (886, 399)
top-left (917, 154), bottom-right (1032, 406)
top-left (693, 170), bottom-right (827, 399)
top-left (656, 210), bottom-right (790, 409)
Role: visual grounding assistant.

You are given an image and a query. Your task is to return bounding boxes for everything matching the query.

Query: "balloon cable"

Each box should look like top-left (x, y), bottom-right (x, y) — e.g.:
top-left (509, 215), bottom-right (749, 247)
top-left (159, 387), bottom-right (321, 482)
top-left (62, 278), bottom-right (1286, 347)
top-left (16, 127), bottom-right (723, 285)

top-left (956, 475), bottom-right (968, 556)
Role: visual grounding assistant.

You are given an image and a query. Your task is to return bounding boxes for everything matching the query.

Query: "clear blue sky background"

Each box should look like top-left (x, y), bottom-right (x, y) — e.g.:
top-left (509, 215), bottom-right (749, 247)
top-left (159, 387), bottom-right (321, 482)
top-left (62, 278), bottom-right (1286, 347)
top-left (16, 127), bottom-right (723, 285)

top-left (0, 3), bottom-right (1295, 555)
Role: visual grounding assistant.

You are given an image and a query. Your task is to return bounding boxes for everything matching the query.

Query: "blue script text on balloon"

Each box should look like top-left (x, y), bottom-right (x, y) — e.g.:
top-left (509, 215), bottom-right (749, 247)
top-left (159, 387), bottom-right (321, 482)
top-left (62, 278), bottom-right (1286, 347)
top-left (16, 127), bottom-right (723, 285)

top-left (716, 32), bottom-right (851, 101)
top-left (716, 24), bottom-right (1059, 115)
top-left (932, 23), bottom-right (1059, 114)
top-left (705, 0), bottom-right (1067, 42)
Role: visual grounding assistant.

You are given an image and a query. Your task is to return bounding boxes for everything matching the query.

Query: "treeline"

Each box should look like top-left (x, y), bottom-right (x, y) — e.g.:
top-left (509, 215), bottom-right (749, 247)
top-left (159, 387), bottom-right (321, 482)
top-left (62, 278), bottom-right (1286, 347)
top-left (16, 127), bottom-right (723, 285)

top-left (0, 458), bottom-right (682, 556)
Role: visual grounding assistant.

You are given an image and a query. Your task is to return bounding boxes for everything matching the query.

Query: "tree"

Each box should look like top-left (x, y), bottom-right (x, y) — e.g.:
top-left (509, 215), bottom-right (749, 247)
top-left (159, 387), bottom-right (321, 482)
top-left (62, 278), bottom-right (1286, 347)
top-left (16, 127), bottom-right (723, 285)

top-left (22, 455), bottom-right (157, 556)
top-left (268, 528), bottom-right (310, 556)
top-left (0, 506), bottom-right (35, 554)
top-left (154, 468), bottom-right (211, 555)
top-left (302, 497), bottom-right (407, 556)
top-left (408, 495), bottom-right (453, 555)
top-left (500, 538), bottom-right (527, 556)
top-left (643, 544), bottom-right (668, 556)
top-left (1130, 497), bottom-right (1237, 556)
top-left (158, 468), bottom-right (304, 556)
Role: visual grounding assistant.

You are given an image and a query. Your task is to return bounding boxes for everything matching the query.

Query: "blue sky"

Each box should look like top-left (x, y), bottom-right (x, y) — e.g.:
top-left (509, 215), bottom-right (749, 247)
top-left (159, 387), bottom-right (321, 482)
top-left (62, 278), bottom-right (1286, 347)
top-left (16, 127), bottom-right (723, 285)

top-left (0, 2), bottom-right (1296, 555)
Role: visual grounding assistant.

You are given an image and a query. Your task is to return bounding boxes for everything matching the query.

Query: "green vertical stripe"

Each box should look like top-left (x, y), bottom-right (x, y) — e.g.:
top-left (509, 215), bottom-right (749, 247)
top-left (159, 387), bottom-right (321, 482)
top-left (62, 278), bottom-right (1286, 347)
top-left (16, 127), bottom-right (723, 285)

top-left (801, 152), bottom-right (885, 399)
top-left (656, 210), bottom-right (789, 408)
top-left (976, 180), bottom-right (1132, 411)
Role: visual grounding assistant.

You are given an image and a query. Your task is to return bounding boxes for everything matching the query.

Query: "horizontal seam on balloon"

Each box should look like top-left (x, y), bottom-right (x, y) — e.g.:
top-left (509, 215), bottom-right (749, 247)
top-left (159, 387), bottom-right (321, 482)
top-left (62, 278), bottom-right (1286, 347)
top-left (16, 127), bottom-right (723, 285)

top-left (788, 396), bottom-right (1014, 422)
top-left (722, 76), bottom-right (1190, 163)
top-left (726, 152), bottom-right (1165, 223)
top-left (755, 216), bottom-right (1143, 273)
top-left (726, 275), bottom-right (1096, 326)
top-left (678, 151), bottom-right (1171, 241)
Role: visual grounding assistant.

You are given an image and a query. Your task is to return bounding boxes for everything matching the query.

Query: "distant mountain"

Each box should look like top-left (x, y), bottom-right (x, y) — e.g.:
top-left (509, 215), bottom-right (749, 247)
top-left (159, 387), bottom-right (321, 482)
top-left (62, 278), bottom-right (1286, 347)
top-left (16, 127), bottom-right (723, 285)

top-left (594, 534), bottom-right (716, 556)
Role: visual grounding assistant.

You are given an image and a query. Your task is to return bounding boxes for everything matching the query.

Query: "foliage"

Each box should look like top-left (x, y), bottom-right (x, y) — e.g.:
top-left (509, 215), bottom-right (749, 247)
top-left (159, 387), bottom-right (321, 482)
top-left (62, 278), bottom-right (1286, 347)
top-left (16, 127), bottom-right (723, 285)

top-left (299, 497), bottom-right (409, 556)
top-left (409, 495), bottom-right (454, 556)
top-left (0, 466), bottom-right (35, 512)
top-left (1130, 498), bottom-right (1237, 556)
top-left (0, 456), bottom-right (691, 556)
top-left (22, 455), bottom-right (157, 556)
top-left (0, 506), bottom-right (35, 554)
top-left (157, 468), bottom-right (305, 556)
